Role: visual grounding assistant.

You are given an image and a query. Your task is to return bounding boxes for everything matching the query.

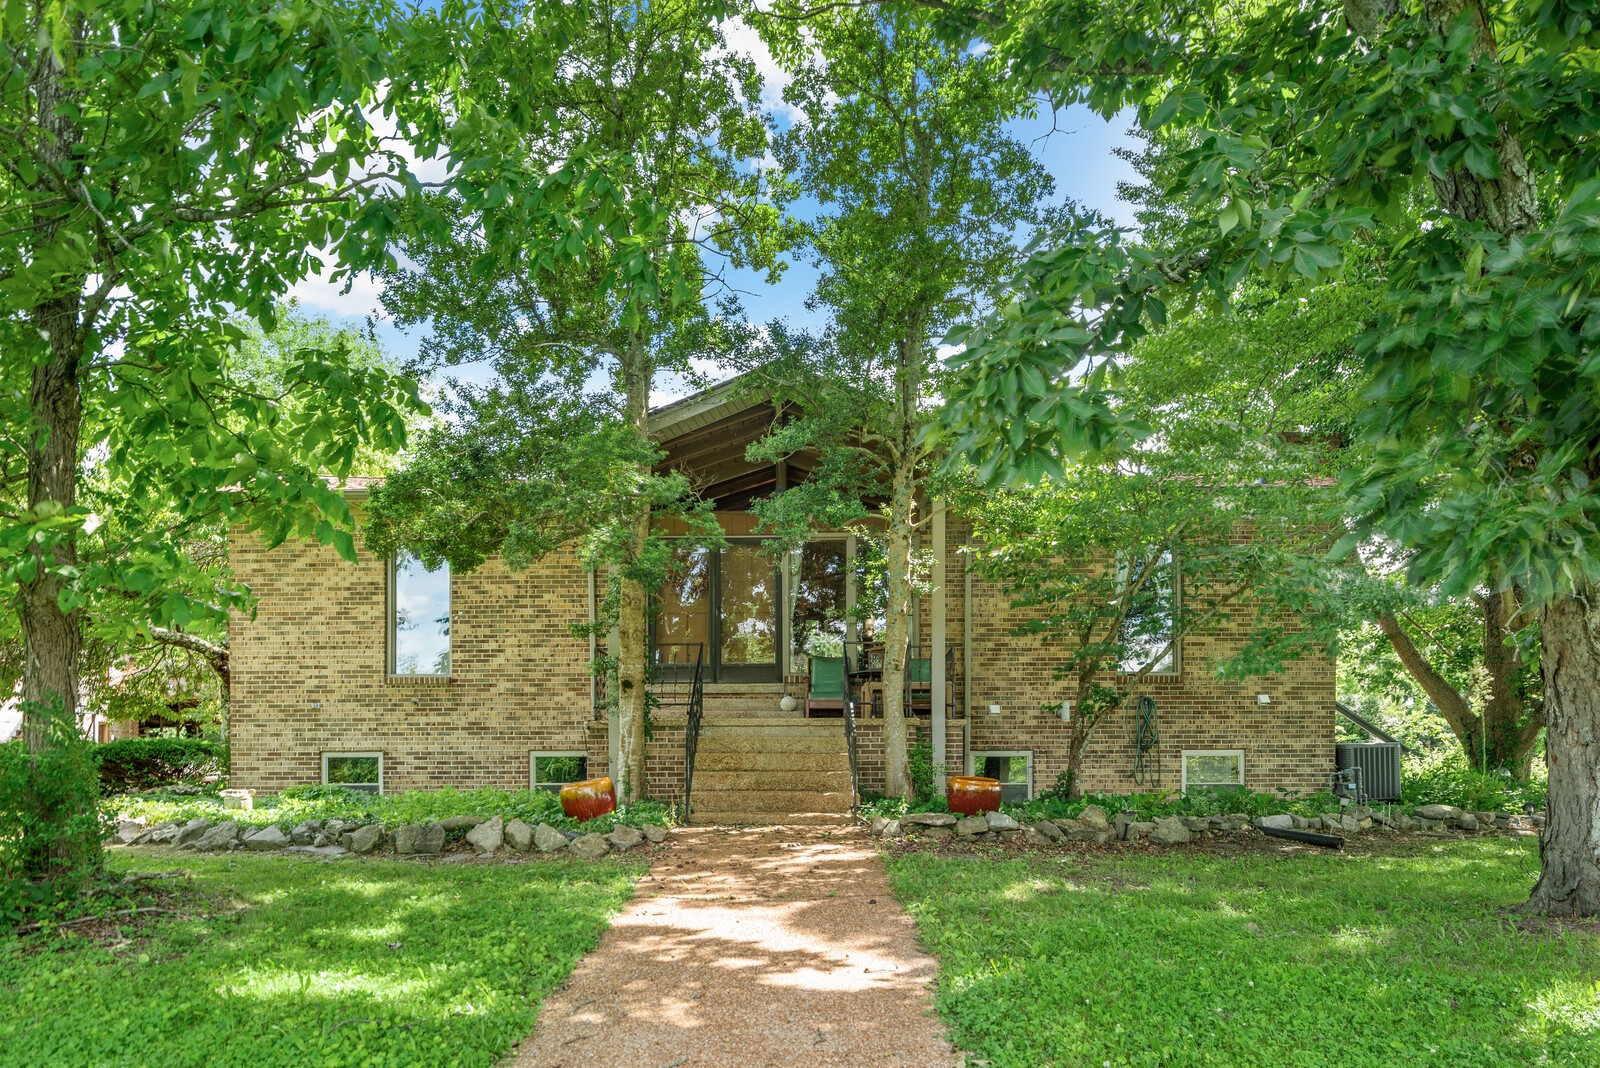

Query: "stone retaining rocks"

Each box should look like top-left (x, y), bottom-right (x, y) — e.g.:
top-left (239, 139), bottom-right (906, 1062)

top-left (466, 815), bottom-right (505, 853)
top-left (534, 823), bottom-right (569, 852)
top-left (955, 816), bottom-right (989, 836)
top-left (505, 819), bottom-right (535, 852)
top-left (1150, 816), bottom-right (1191, 844)
top-left (984, 811), bottom-right (1020, 832)
top-left (243, 826), bottom-right (289, 850)
top-left (192, 821), bottom-right (240, 851)
top-left (396, 822), bottom-right (446, 856)
top-left (570, 833), bottom-right (610, 859)
top-left (349, 824), bottom-right (384, 854)
top-left (1254, 814), bottom-right (1294, 831)
top-left (607, 825), bottom-right (644, 851)
top-left (901, 812), bottom-right (956, 828)
top-left (436, 815), bottom-right (485, 832)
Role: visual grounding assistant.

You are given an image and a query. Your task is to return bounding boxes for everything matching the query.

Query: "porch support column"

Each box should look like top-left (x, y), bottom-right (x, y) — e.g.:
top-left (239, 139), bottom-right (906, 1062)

top-left (606, 588), bottom-right (621, 783)
top-left (931, 502), bottom-right (948, 789)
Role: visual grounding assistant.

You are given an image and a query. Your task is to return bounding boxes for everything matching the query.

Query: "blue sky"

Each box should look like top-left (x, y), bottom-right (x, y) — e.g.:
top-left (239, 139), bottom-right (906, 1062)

top-left (284, 33), bottom-right (1142, 398)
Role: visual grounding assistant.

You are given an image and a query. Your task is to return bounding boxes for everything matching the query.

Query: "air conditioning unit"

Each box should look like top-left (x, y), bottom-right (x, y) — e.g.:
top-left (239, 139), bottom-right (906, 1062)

top-left (1336, 742), bottom-right (1402, 802)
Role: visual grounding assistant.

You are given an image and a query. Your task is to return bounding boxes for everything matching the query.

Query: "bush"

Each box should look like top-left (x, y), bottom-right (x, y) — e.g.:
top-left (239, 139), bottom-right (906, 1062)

top-left (1400, 748), bottom-right (1546, 813)
top-left (92, 738), bottom-right (226, 792)
top-left (105, 784), bottom-right (676, 836)
top-left (0, 704), bottom-right (111, 925)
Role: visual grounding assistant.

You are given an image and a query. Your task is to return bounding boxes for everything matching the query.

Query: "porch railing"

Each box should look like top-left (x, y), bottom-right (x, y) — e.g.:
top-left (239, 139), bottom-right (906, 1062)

top-left (649, 642), bottom-right (706, 821)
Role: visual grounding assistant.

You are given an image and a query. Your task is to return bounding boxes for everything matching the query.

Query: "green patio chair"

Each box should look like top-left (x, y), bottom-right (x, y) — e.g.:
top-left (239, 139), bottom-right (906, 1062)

top-left (806, 655), bottom-right (846, 717)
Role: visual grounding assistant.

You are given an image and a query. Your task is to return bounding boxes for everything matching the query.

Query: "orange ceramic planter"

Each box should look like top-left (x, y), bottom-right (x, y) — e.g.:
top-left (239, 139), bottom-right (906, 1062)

top-left (559, 777), bottom-right (617, 822)
top-left (947, 775), bottom-right (1002, 816)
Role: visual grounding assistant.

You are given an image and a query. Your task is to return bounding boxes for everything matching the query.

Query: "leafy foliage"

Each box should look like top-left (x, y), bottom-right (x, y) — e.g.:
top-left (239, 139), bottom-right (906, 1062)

top-left (1401, 748), bottom-right (1547, 814)
top-left (106, 786), bottom-right (674, 836)
top-left (0, 851), bottom-right (644, 1065)
top-left (0, 704), bottom-right (109, 916)
top-left (889, 841), bottom-right (1596, 1066)
top-left (90, 739), bottom-right (226, 793)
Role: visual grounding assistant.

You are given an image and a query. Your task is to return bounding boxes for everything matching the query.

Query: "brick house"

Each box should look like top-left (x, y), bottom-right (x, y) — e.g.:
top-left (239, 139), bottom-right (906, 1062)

top-left (228, 379), bottom-right (1335, 817)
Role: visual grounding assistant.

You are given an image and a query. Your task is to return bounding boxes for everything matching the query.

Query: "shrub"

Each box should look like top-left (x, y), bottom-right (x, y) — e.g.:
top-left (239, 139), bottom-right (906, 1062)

top-left (92, 738), bottom-right (226, 792)
top-left (0, 703), bottom-right (111, 925)
top-left (1400, 748), bottom-right (1546, 813)
top-left (105, 785), bottom-right (675, 836)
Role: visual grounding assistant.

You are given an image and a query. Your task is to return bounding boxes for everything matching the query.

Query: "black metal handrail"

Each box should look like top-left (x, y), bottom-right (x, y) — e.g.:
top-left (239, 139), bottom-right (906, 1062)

top-left (651, 643), bottom-right (707, 821)
top-left (843, 688), bottom-right (860, 812)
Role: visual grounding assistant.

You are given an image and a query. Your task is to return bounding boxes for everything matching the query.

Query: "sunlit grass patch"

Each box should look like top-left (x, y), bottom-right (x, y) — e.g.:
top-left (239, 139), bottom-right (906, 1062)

top-left (890, 838), bottom-right (1598, 1068)
top-left (0, 851), bottom-right (645, 1068)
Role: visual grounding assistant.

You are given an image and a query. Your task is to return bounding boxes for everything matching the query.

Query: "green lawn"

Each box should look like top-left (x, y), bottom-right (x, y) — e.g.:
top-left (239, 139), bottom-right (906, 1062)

top-left (0, 848), bottom-right (645, 1068)
top-left (888, 839), bottom-right (1598, 1068)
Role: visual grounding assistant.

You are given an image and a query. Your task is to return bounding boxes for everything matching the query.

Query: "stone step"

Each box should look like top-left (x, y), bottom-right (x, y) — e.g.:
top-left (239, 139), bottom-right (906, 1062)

top-left (694, 750), bottom-right (849, 772)
top-left (699, 717), bottom-right (848, 733)
top-left (688, 811), bottom-right (856, 827)
top-left (689, 788), bottom-right (853, 814)
top-left (694, 769), bottom-right (852, 792)
top-left (694, 733), bottom-right (848, 755)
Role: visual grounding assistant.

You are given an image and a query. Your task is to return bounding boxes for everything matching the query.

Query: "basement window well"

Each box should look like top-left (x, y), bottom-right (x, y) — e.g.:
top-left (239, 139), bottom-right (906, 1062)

top-left (531, 753), bottom-right (588, 792)
top-left (323, 752), bottom-right (383, 794)
top-left (970, 751), bottom-right (1033, 803)
top-left (1181, 750), bottom-right (1245, 793)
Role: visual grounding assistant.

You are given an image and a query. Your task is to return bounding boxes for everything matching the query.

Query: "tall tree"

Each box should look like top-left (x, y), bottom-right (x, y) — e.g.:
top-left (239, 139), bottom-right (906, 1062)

top-left (927, 0), bottom-right (1600, 914)
top-left (365, 0), bottom-right (783, 802)
top-left (749, 8), bottom-right (1057, 796)
top-left (0, 0), bottom-right (586, 879)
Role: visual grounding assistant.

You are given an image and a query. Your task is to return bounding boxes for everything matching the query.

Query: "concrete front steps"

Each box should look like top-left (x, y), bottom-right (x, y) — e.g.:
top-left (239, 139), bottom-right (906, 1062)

top-left (688, 718), bottom-right (855, 826)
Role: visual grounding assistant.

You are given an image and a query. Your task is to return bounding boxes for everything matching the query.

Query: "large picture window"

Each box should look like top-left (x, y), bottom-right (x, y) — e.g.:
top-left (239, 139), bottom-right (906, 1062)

top-left (1182, 750), bottom-right (1245, 793)
top-left (323, 752), bottom-right (383, 794)
top-left (1117, 549), bottom-right (1178, 675)
top-left (971, 751), bottom-right (1033, 803)
top-left (531, 753), bottom-right (588, 792)
top-left (392, 551), bottom-right (451, 676)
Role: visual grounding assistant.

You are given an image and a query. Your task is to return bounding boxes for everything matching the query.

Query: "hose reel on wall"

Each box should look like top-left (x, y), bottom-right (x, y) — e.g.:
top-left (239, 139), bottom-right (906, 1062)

top-left (1129, 695), bottom-right (1159, 788)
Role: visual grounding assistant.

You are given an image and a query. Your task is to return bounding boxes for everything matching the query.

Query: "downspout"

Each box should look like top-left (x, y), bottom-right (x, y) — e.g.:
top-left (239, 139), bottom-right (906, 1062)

top-left (963, 538), bottom-right (973, 776)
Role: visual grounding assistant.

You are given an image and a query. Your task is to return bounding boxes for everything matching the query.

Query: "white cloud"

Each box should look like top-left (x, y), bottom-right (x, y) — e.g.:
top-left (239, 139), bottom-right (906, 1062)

top-left (720, 16), bottom-right (804, 126)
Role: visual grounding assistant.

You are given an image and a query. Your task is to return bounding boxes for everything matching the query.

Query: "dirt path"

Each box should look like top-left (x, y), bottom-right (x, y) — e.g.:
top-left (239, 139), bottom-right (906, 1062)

top-left (506, 824), bottom-right (961, 1068)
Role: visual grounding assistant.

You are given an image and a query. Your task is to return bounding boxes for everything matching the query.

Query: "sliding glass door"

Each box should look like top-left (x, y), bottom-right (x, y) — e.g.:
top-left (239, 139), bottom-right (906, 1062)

top-left (653, 541), bottom-right (781, 683)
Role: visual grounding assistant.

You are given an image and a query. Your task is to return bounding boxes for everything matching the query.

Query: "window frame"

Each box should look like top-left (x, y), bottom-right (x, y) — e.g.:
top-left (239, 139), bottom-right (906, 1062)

top-left (1181, 749), bottom-right (1245, 793)
top-left (389, 551), bottom-right (452, 678)
top-left (1115, 548), bottom-right (1181, 677)
top-left (322, 751), bottom-right (384, 794)
top-left (530, 751), bottom-right (589, 793)
top-left (968, 750), bottom-right (1033, 802)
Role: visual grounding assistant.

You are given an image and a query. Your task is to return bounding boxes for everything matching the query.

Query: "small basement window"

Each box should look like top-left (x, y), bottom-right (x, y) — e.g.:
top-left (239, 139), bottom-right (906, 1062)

top-left (323, 752), bottom-right (383, 794)
top-left (531, 753), bottom-right (588, 793)
top-left (1182, 750), bottom-right (1245, 793)
top-left (971, 751), bottom-right (1032, 803)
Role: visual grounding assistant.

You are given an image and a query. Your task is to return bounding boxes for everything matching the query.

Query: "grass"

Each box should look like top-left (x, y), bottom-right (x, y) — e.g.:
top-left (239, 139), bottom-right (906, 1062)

top-left (0, 848), bottom-right (646, 1068)
top-left (888, 838), bottom-right (1599, 1068)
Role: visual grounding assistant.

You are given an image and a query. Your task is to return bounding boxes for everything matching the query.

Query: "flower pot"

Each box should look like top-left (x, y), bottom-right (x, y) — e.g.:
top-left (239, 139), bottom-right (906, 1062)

top-left (947, 775), bottom-right (1002, 816)
top-left (560, 777), bottom-right (617, 822)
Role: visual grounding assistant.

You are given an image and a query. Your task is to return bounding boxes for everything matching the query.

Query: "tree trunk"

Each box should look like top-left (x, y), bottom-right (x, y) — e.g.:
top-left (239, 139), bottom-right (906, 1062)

top-left (1522, 587), bottom-right (1600, 917)
top-left (1376, 592), bottom-right (1542, 776)
top-left (880, 462), bottom-right (915, 798)
top-left (613, 335), bottom-right (653, 803)
top-left (18, 38), bottom-right (100, 879)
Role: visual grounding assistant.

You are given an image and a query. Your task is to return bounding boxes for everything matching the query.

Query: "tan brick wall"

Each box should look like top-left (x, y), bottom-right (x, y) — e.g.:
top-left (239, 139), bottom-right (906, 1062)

top-left (230, 508), bottom-right (1334, 801)
top-left (228, 511), bottom-right (599, 795)
top-left (949, 513), bottom-right (1335, 798)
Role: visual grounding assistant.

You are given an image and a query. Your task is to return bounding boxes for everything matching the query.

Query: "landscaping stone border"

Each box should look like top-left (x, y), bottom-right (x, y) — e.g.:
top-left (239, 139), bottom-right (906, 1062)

top-left (871, 802), bottom-right (1543, 846)
top-left (113, 813), bottom-right (670, 860)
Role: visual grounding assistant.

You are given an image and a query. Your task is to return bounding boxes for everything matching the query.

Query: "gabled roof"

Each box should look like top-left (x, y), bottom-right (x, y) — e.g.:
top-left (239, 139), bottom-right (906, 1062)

top-left (649, 373), bottom-right (762, 443)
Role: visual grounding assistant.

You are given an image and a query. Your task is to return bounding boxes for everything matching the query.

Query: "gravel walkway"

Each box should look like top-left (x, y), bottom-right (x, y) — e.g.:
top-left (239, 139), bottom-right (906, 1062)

top-left (505, 824), bottom-right (961, 1068)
